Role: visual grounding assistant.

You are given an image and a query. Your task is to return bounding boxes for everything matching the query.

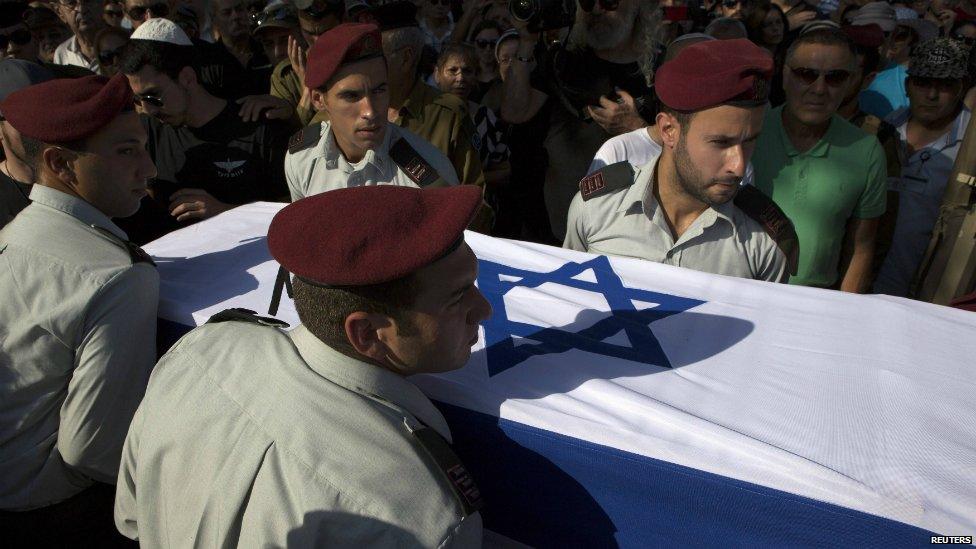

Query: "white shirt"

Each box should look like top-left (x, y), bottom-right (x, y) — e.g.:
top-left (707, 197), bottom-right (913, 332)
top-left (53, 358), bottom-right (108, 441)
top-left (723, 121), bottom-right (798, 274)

top-left (588, 126), bottom-right (755, 185)
top-left (285, 121), bottom-right (459, 201)
top-left (52, 35), bottom-right (99, 72)
top-left (0, 186), bottom-right (158, 510)
top-left (875, 107), bottom-right (972, 297)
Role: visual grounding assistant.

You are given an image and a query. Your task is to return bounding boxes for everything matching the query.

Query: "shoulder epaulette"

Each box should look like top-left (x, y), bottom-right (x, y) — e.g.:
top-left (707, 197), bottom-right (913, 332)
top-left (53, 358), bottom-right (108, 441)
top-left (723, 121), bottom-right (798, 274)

top-left (90, 225), bottom-right (156, 266)
top-left (389, 137), bottom-right (444, 187)
top-left (733, 186), bottom-right (799, 275)
top-left (288, 122), bottom-right (322, 154)
top-left (411, 425), bottom-right (483, 517)
top-left (206, 308), bottom-right (289, 328)
top-left (579, 161), bottom-right (635, 201)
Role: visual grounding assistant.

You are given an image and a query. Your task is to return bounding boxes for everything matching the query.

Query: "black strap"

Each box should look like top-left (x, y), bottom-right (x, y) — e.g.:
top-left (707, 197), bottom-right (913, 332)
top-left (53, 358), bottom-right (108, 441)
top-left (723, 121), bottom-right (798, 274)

top-left (268, 266), bottom-right (294, 316)
top-left (206, 307), bottom-right (289, 328)
top-left (733, 186), bottom-right (800, 276)
top-left (412, 427), bottom-right (483, 516)
top-left (389, 138), bottom-right (444, 187)
top-left (579, 161), bottom-right (635, 201)
top-left (90, 225), bottom-right (156, 266)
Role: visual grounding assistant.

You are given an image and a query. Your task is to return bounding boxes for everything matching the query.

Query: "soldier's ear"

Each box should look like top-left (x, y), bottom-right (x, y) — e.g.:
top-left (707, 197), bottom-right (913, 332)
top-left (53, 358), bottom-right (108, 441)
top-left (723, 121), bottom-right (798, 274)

top-left (42, 145), bottom-right (78, 186)
top-left (656, 111), bottom-right (680, 150)
top-left (344, 311), bottom-right (395, 363)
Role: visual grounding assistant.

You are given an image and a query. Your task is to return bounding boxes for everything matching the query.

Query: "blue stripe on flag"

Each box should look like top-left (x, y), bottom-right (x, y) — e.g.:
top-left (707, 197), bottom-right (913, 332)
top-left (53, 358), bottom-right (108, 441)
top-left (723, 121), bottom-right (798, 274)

top-left (437, 402), bottom-right (937, 548)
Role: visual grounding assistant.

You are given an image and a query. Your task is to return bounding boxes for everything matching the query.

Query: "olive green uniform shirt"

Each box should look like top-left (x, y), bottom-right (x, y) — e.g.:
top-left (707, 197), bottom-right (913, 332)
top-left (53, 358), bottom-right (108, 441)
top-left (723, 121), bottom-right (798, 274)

top-left (0, 185), bottom-right (159, 510)
top-left (311, 80), bottom-right (487, 189)
top-left (269, 59), bottom-right (312, 127)
top-left (115, 323), bottom-right (482, 548)
top-left (564, 156), bottom-right (789, 283)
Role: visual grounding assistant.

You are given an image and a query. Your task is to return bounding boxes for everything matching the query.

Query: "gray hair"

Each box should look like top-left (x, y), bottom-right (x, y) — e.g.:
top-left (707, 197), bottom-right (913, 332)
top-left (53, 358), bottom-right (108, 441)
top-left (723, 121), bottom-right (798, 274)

top-left (382, 26), bottom-right (425, 60)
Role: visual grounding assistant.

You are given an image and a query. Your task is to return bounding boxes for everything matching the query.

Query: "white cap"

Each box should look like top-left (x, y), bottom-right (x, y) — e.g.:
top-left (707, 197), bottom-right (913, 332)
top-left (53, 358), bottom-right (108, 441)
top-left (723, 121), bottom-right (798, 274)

top-left (130, 18), bottom-right (193, 46)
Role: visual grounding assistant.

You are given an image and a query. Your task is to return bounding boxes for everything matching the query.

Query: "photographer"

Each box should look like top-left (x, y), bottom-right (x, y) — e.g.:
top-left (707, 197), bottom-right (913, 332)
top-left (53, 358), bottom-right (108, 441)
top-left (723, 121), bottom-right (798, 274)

top-left (500, 0), bottom-right (657, 239)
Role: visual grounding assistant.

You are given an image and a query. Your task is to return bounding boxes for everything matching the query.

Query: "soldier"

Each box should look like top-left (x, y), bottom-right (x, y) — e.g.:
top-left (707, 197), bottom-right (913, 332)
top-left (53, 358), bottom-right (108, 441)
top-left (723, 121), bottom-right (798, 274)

top-left (0, 74), bottom-right (159, 545)
top-left (564, 39), bottom-right (797, 283)
top-left (285, 22), bottom-right (461, 200)
top-left (115, 185), bottom-right (490, 547)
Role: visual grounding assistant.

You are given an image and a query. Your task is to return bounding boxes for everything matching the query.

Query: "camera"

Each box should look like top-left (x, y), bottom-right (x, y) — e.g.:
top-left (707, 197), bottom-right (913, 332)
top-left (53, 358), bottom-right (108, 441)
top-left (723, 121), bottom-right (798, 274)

top-left (508, 0), bottom-right (576, 32)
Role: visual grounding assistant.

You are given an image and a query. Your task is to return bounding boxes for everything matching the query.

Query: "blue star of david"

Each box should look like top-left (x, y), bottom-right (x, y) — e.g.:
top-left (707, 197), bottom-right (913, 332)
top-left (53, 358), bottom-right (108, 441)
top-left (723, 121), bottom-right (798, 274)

top-left (477, 255), bottom-right (704, 377)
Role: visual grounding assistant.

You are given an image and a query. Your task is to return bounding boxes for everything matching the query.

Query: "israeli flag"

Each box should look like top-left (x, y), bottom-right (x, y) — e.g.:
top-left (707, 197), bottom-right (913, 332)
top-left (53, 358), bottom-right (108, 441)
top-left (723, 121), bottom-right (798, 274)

top-left (146, 203), bottom-right (976, 547)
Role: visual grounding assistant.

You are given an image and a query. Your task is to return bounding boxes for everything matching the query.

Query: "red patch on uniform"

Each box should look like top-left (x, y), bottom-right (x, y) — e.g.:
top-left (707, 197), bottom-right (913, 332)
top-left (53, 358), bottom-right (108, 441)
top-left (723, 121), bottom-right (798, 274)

top-left (579, 172), bottom-right (606, 200)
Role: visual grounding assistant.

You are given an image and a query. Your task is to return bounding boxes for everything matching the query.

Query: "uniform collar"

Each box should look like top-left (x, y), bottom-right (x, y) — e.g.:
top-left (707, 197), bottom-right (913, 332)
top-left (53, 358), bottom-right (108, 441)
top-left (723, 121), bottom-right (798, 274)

top-left (398, 79), bottom-right (436, 121)
top-left (319, 122), bottom-right (392, 174)
top-left (29, 185), bottom-right (127, 240)
top-left (776, 106), bottom-right (833, 158)
top-left (288, 326), bottom-right (453, 442)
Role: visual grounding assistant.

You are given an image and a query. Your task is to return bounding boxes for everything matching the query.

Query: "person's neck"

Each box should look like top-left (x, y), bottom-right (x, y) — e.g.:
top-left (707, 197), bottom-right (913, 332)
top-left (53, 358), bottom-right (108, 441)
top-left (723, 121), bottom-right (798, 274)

top-left (424, 13), bottom-right (451, 32)
top-left (781, 106), bottom-right (831, 153)
top-left (655, 152), bottom-right (709, 239)
top-left (0, 154), bottom-right (33, 184)
top-left (388, 72), bottom-right (417, 115)
top-left (907, 106), bottom-right (962, 151)
top-left (185, 90), bottom-right (228, 128)
top-left (330, 129), bottom-right (368, 164)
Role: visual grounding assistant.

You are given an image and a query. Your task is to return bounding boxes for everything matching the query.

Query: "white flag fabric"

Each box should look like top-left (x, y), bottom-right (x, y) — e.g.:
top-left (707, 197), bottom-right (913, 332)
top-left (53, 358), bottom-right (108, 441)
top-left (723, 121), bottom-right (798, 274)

top-left (145, 202), bottom-right (976, 547)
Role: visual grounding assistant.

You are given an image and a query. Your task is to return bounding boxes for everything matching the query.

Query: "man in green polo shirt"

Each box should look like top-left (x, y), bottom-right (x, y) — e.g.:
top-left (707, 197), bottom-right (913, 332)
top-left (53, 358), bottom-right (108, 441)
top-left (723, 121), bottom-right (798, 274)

top-left (753, 25), bottom-right (886, 292)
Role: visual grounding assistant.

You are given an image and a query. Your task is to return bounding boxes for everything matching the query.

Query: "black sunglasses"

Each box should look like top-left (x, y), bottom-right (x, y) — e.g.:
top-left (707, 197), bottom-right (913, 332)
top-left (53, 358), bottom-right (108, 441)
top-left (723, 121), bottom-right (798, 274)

top-left (789, 66), bottom-right (851, 87)
top-left (126, 2), bottom-right (169, 19)
top-left (474, 37), bottom-right (497, 49)
top-left (98, 46), bottom-right (123, 64)
top-left (134, 93), bottom-right (164, 108)
top-left (0, 28), bottom-right (32, 50)
top-left (578, 0), bottom-right (620, 12)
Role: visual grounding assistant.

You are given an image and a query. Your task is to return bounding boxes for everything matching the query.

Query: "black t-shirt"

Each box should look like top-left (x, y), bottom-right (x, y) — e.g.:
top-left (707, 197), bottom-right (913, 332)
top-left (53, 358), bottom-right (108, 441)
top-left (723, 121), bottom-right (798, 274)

top-left (0, 169), bottom-right (31, 230)
top-left (193, 38), bottom-right (249, 100)
top-left (213, 39), bottom-right (273, 97)
top-left (115, 103), bottom-right (290, 244)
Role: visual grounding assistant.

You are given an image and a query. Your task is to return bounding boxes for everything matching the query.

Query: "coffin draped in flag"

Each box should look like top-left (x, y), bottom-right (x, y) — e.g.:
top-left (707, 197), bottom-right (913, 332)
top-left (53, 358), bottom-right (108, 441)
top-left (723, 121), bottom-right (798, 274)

top-left (146, 202), bottom-right (976, 547)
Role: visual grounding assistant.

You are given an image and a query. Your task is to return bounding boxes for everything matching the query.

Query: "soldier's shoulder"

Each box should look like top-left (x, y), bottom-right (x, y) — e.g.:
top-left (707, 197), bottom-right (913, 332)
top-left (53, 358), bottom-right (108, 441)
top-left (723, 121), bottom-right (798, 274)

top-left (576, 161), bottom-right (636, 204)
top-left (429, 90), bottom-right (468, 116)
top-left (732, 186), bottom-right (799, 275)
top-left (271, 59), bottom-right (295, 79)
top-left (287, 122), bottom-right (323, 155)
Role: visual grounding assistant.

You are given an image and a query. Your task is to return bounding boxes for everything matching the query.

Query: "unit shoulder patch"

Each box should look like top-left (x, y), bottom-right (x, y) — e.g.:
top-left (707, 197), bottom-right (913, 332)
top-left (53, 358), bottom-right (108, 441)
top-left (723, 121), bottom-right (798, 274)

top-left (288, 122), bottom-right (322, 154)
top-left (579, 161), bottom-right (635, 201)
top-left (733, 186), bottom-right (799, 275)
top-left (206, 308), bottom-right (290, 328)
top-left (90, 225), bottom-right (156, 266)
top-left (389, 137), bottom-right (443, 187)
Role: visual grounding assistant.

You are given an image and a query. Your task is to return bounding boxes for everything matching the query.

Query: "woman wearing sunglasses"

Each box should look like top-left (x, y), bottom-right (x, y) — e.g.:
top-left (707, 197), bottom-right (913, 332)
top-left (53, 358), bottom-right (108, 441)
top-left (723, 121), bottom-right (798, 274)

top-left (0, 3), bottom-right (39, 62)
top-left (94, 25), bottom-right (127, 76)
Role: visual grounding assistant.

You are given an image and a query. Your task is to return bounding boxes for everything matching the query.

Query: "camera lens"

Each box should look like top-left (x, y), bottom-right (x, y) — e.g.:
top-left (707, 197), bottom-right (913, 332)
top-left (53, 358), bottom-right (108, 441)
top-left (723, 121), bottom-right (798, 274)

top-left (508, 0), bottom-right (538, 22)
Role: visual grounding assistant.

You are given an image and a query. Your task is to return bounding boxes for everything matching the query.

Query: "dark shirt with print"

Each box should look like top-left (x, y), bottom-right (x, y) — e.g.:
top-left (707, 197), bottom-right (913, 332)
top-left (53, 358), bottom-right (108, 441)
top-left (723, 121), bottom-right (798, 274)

top-left (116, 102), bottom-right (290, 244)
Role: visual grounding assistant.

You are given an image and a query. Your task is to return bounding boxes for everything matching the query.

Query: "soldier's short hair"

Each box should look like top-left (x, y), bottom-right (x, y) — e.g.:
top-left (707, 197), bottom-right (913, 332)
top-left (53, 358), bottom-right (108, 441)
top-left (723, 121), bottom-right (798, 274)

top-left (293, 275), bottom-right (420, 356)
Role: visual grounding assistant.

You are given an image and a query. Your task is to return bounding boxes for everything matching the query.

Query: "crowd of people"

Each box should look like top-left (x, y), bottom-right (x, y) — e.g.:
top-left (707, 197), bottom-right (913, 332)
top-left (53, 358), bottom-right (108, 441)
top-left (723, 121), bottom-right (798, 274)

top-left (1, 0), bottom-right (975, 546)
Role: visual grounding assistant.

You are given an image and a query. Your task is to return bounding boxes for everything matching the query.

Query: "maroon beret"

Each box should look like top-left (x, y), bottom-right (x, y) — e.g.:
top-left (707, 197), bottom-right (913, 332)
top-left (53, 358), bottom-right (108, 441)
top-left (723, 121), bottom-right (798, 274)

top-left (655, 38), bottom-right (773, 112)
top-left (268, 185), bottom-right (483, 287)
top-left (844, 24), bottom-right (885, 49)
top-left (305, 22), bottom-right (384, 91)
top-left (0, 74), bottom-right (133, 143)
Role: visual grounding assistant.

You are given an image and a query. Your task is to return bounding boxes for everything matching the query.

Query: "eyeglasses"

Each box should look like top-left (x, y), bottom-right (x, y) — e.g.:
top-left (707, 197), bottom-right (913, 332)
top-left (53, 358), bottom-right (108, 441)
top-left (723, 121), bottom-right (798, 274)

top-left (910, 76), bottom-right (962, 93)
top-left (789, 66), bottom-right (851, 87)
top-left (474, 37), bottom-right (497, 49)
top-left (0, 28), bottom-right (32, 50)
top-left (126, 2), bottom-right (169, 19)
top-left (578, 0), bottom-right (619, 12)
top-left (133, 93), bottom-right (164, 108)
top-left (98, 46), bottom-right (123, 64)
top-left (252, 5), bottom-right (293, 26)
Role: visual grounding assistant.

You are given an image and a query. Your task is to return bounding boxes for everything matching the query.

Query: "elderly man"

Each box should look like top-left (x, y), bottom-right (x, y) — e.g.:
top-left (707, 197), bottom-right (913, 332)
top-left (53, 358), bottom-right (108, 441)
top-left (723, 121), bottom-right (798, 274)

top-left (565, 39), bottom-right (796, 283)
top-left (285, 22), bottom-right (464, 200)
top-left (211, 0), bottom-right (272, 95)
top-left (122, 0), bottom-right (169, 30)
top-left (752, 26), bottom-right (887, 291)
top-left (116, 185), bottom-right (489, 546)
top-left (502, 0), bottom-right (657, 240)
top-left (875, 39), bottom-right (972, 297)
top-left (51, 0), bottom-right (105, 71)
top-left (0, 74), bottom-right (159, 545)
